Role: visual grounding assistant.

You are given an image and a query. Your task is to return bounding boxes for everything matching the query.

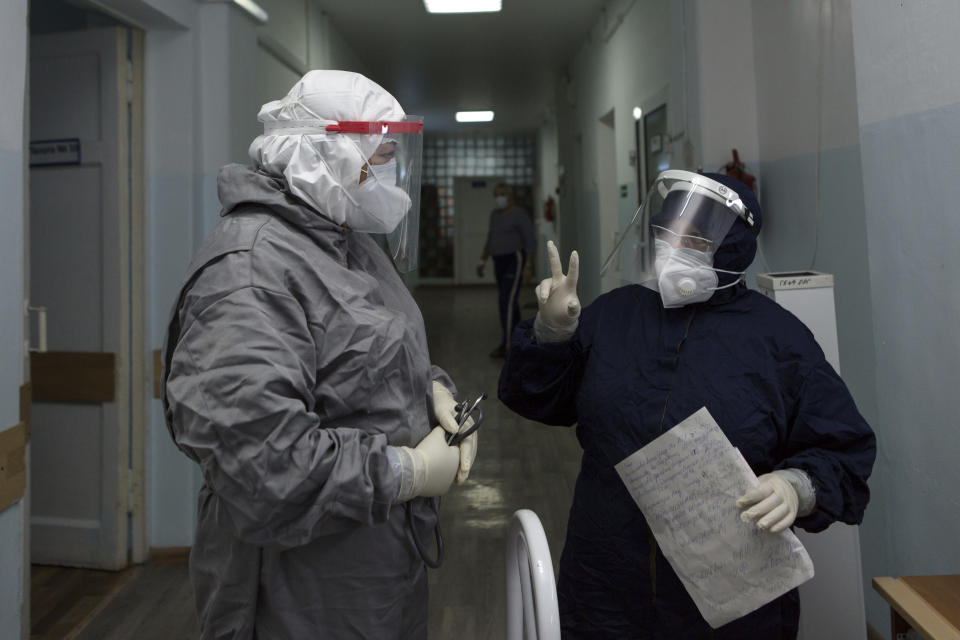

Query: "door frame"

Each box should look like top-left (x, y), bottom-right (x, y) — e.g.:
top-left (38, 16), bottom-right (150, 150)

top-left (126, 26), bottom-right (147, 566)
top-left (26, 24), bottom-right (147, 571)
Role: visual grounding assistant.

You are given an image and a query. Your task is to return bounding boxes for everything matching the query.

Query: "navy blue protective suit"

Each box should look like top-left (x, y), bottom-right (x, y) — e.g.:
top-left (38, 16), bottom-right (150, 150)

top-left (498, 178), bottom-right (876, 639)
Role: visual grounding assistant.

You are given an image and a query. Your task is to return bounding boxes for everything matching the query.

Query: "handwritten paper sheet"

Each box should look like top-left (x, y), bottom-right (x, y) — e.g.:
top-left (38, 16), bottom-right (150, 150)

top-left (614, 407), bottom-right (814, 628)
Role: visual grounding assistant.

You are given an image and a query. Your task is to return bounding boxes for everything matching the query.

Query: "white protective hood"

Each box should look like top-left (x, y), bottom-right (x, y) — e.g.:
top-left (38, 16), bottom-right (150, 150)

top-left (248, 70), bottom-right (405, 229)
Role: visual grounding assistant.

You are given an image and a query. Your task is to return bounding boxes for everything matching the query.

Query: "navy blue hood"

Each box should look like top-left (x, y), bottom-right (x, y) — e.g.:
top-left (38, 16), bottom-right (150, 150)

top-left (701, 172), bottom-right (761, 276)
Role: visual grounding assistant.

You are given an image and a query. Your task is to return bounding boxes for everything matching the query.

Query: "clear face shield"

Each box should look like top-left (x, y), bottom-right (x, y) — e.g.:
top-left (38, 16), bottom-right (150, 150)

top-left (265, 116), bottom-right (424, 272)
top-left (600, 170), bottom-right (755, 305)
top-left (345, 118), bottom-right (424, 272)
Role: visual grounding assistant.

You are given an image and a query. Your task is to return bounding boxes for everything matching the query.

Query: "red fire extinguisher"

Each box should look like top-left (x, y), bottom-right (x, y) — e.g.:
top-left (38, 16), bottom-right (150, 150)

top-left (721, 149), bottom-right (756, 192)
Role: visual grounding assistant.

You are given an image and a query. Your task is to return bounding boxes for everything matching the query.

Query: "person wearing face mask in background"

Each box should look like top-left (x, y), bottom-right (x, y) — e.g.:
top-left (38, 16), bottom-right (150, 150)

top-left (477, 183), bottom-right (536, 358)
top-left (161, 70), bottom-right (478, 640)
top-left (498, 170), bottom-right (876, 639)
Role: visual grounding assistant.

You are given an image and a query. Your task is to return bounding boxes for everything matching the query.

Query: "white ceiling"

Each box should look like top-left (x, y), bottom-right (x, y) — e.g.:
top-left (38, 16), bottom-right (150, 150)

top-left (315, 0), bottom-right (606, 135)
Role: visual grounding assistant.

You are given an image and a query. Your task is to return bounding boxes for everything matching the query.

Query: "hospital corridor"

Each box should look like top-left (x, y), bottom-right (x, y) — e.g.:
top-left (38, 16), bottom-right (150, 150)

top-left (2, 1), bottom-right (959, 639)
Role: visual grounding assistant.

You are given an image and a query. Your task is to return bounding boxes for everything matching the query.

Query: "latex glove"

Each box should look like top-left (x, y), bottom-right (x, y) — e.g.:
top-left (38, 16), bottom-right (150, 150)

top-left (395, 427), bottom-right (460, 499)
top-left (432, 381), bottom-right (478, 483)
top-left (736, 472), bottom-right (799, 533)
top-left (535, 241), bottom-right (581, 329)
top-left (454, 416), bottom-right (478, 484)
top-left (432, 381), bottom-right (459, 435)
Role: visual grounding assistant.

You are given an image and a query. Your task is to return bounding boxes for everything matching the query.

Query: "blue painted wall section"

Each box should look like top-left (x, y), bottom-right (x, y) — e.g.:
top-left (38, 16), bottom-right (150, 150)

top-left (858, 100), bottom-right (960, 636)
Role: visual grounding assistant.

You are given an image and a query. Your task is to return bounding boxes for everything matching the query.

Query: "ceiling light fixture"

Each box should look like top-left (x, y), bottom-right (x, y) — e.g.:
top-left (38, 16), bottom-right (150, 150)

top-left (424, 0), bottom-right (502, 14)
top-left (456, 111), bottom-right (495, 123)
top-left (633, 106), bottom-right (643, 120)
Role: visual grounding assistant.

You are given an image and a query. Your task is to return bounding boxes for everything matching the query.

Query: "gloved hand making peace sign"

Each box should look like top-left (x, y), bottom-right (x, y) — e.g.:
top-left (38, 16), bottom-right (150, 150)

top-left (535, 241), bottom-right (581, 336)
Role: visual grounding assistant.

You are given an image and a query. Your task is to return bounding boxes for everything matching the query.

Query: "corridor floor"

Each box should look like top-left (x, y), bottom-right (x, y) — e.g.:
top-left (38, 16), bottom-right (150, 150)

top-left (418, 285), bottom-right (582, 638)
top-left (34, 284), bottom-right (582, 640)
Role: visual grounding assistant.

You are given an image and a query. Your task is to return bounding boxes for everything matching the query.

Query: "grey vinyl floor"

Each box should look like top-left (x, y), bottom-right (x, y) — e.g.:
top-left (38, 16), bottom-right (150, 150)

top-left (62, 285), bottom-right (583, 639)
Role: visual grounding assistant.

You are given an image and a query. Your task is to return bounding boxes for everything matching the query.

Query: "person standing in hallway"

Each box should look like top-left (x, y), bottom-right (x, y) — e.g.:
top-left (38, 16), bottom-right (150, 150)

top-left (161, 70), bottom-right (477, 640)
top-left (476, 183), bottom-right (536, 358)
top-left (499, 171), bottom-right (875, 639)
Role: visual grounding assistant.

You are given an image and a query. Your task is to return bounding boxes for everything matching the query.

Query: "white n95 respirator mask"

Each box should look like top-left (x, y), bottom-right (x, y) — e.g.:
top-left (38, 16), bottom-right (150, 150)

top-left (654, 240), bottom-right (742, 308)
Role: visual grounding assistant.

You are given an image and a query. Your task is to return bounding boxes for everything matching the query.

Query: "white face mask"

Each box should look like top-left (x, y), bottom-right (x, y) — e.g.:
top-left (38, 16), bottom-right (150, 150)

top-left (654, 239), bottom-right (741, 308)
top-left (350, 160), bottom-right (411, 233)
top-left (494, 195), bottom-right (509, 209)
top-left (369, 160), bottom-right (397, 186)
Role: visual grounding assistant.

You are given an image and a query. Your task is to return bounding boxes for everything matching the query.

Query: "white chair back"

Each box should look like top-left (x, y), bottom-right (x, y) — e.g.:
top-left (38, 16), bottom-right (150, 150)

top-left (505, 509), bottom-right (561, 640)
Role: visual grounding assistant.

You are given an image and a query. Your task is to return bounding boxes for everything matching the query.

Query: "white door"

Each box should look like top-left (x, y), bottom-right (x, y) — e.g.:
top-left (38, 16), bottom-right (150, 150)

top-left (454, 176), bottom-right (504, 285)
top-left (29, 27), bottom-right (144, 570)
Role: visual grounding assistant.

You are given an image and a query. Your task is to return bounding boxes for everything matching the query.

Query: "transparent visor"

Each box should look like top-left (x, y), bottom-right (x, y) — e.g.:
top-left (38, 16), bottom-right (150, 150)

top-left (265, 116), bottom-right (424, 272)
top-left (600, 170), bottom-right (744, 288)
top-left (359, 120), bottom-right (423, 272)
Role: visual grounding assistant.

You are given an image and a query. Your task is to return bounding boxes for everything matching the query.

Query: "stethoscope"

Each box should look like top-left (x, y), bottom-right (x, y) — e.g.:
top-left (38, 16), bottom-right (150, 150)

top-left (406, 393), bottom-right (486, 569)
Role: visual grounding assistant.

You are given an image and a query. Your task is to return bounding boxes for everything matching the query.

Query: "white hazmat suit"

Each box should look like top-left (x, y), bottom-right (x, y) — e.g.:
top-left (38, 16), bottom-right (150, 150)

top-left (163, 70), bottom-right (469, 639)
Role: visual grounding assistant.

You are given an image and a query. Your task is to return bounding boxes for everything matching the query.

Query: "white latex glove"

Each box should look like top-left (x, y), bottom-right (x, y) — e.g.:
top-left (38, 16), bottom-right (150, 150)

top-left (432, 381), bottom-right (478, 484)
top-left (455, 416), bottom-right (478, 484)
top-left (736, 472), bottom-right (799, 533)
top-left (397, 427), bottom-right (460, 499)
top-left (432, 381), bottom-right (459, 434)
top-left (535, 241), bottom-right (581, 329)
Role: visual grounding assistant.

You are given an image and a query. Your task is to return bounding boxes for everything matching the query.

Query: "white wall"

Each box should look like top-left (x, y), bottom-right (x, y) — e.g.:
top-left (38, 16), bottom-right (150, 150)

top-left (849, 1), bottom-right (960, 636)
top-left (323, 11), bottom-right (369, 74)
top-left (143, 0), bottom-right (370, 548)
top-left (535, 114), bottom-right (560, 281)
top-left (0, 2), bottom-right (28, 637)
top-left (696, 0), bottom-right (759, 172)
top-left (144, 19), bottom-right (203, 550)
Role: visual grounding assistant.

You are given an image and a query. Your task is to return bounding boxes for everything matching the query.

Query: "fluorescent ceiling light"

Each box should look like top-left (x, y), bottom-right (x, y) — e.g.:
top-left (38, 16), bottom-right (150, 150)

top-left (424, 0), bottom-right (502, 14)
top-left (456, 111), bottom-right (495, 123)
top-left (633, 106), bottom-right (643, 120)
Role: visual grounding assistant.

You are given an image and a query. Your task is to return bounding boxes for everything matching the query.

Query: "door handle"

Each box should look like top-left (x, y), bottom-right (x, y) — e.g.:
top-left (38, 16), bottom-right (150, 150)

top-left (27, 305), bottom-right (48, 353)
